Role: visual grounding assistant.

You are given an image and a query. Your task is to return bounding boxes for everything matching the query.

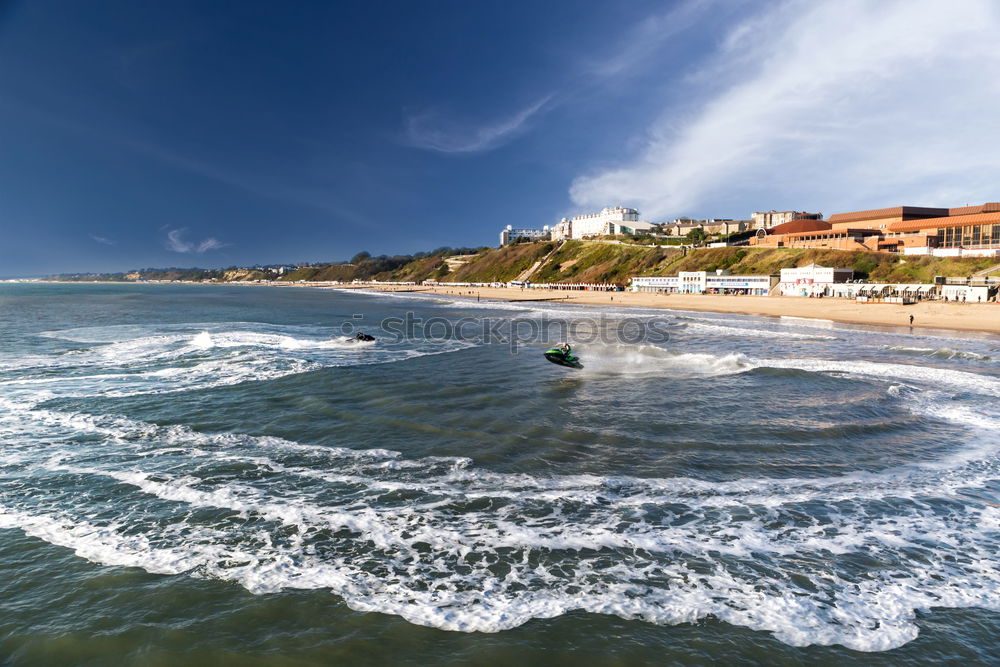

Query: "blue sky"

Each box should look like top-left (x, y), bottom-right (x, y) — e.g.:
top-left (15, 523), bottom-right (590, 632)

top-left (2, 0), bottom-right (1000, 277)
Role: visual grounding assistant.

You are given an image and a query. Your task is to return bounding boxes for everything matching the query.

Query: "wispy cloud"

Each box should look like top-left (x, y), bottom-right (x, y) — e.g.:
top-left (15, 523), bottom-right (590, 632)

top-left (402, 1), bottom-right (713, 156)
top-left (89, 234), bottom-right (115, 245)
top-left (570, 0), bottom-right (1000, 218)
top-left (165, 228), bottom-right (228, 253)
top-left (587, 1), bottom-right (714, 80)
top-left (404, 95), bottom-right (553, 154)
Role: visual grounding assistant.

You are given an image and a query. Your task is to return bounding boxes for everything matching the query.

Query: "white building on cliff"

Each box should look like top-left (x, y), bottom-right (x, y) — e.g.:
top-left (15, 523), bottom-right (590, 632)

top-left (551, 206), bottom-right (642, 240)
top-left (499, 225), bottom-right (551, 246)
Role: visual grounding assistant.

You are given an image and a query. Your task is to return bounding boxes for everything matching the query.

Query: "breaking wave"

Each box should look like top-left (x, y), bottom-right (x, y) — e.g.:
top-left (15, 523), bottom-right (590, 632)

top-left (2, 323), bottom-right (473, 398)
top-left (884, 345), bottom-right (993, 362)
top-left (3, 301), bottom-right (1000, 654)
top-left (1, 344), bottom-right (999, 652)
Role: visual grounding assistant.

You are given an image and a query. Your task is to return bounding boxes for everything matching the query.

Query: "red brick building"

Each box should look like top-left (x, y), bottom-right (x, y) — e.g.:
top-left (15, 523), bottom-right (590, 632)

top-left (750, 202), bottom-right (1000, 255)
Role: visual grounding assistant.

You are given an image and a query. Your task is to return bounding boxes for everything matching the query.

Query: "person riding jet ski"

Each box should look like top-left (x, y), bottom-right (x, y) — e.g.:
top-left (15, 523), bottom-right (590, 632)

top-left (544, 342), bottom-right (582, 369)
top-left (352, 332), bottom-right (375, 342)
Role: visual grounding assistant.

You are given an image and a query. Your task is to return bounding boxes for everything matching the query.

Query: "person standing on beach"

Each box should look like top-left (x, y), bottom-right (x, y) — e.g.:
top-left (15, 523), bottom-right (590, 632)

top-left (909, 314), bottom-right (914, 326)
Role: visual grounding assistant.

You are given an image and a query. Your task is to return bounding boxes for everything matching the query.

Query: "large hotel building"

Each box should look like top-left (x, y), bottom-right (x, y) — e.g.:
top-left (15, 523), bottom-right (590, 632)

top-left (749, 202), bottom-right (1000, 256)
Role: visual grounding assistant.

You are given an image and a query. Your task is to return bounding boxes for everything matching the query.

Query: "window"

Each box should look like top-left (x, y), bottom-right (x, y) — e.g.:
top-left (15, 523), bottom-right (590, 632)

top-left (944, 227), bottom-right (956, 247)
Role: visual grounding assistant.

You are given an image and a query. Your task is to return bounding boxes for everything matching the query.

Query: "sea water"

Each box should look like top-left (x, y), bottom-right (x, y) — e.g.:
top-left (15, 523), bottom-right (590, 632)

top-left (1, 283), bottom-right (1000, 664)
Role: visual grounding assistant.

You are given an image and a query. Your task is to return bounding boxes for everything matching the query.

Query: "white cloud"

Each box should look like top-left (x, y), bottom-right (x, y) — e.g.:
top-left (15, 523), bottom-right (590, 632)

top-left (570, 0), bottom-right (1000, 219)
top-left (89, 234), bottom-right (115, 245)
top-left (165, 228), bottom-right (228, 253)
top-left (195, 237), bottom-right (225, 252)
top-left (405, 95), bottom-right (553, 154)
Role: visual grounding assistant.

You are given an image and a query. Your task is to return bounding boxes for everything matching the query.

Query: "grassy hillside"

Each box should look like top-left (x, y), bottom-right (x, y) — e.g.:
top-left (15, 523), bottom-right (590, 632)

top-left (51, 241), bottom-right (1000, 285)
top-left (439, 242), bottom-right (999, 284)
top-left (276, 247), bottom-right (494, 284)
top-left (531, 241), bottom-right (680, 283)
top-left (278, 243), bottom-right (1000, 285)
top-left (281, 264), bottom-right (366, 282)
top-left (869, 253), bottom-right (999, 283)
top-left (449, 243), bottom-right (557, 282)
top-left (220, 269), bottom-right (270, 282)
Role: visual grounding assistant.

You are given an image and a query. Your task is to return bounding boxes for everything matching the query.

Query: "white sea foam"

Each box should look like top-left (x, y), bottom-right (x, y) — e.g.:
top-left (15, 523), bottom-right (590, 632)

top-left (752, 357), bottom-right (1000, 397)
top-left (190, 331), bottom-right (214, 349)
top-left (685, 321), bottom-right (834, 340)
top-left (5, 439), bottom-right (1000, 652)
top-left (5, 315), bottom-right (1000, 652)
top-left (577, 344), bottom-right (752, 378)
top-left (333, 288), bottom-right (461, 307)
top-left (884, 345), bottom-right (994, 361)
top-left (780, 315), bottom-right (835, 325)
top-left (1, 322), bottom-right (476, 400)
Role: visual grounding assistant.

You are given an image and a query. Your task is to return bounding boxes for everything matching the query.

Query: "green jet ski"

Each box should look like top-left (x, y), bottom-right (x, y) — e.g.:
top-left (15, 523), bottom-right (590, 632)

top-left (544, 345), bottom-right (583, 369)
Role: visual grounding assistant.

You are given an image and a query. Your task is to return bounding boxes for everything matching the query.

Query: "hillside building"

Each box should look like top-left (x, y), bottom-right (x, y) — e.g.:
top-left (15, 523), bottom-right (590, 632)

top-left (500, 225), bottom-right (551, 246)
top-left (887, 205), bottom-right (1000, 256)
top-left (826, 206), bottom-right (948, 231)
top-left (551, 206), bottom-right (642, 240)
top-left (749, 202), bottom-right (1000, 256)
top-left (751, 210), bottom-right (823, 229)
top-left (750, 219), bottom-right (883, 251)
top-left (661, 218), bottom-right (750, 236)
top-left (607, 220), bottom-right (656, 235)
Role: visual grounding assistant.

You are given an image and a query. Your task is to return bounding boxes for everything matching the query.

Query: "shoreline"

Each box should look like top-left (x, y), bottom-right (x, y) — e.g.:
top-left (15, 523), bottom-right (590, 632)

top-left (359, 285), bottom-right (1000, 335)
top-left (21, 280), bottom-right (1000, 335)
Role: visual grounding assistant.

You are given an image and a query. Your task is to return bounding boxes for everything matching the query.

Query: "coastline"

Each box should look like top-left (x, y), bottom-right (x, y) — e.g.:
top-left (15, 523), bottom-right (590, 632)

top-left (359, 285), bottom-right (1000, 335)
top-left (23, 280), bottom-right (1000, 334)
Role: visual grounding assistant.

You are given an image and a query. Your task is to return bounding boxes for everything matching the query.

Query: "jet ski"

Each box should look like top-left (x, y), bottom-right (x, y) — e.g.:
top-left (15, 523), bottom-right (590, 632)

top-left (344, 332), bottom-right (375, 343)
top-left (544, 346), bottom-right (583, 369)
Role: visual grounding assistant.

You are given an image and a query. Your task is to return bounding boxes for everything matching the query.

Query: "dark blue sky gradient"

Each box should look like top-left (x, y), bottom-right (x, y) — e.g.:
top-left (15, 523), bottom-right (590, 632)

top-left (0, 0), bottom-right (748, 276)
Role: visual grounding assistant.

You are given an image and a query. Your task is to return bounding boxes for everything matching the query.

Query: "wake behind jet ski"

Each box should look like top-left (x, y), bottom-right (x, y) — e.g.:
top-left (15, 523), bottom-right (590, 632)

top-left (544, 343), bottom-right (582, 369)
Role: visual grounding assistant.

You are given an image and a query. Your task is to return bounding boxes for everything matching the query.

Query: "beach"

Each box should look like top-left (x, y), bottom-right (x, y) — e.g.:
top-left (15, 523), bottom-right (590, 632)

top-left (39, 281), bottom-right (1000, 333)
top-left (363, 285), bottom-right (1000, 334)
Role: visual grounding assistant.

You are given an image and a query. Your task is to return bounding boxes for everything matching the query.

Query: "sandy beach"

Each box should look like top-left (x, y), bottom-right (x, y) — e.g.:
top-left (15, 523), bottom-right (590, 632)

top-left (353, 285), bottom-right (1000, 334)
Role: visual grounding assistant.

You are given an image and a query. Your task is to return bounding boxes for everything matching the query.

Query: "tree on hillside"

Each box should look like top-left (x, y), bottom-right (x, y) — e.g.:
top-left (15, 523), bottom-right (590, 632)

top-left (686, 227), bottom-right (707, 244)
top-left (351, 251), bottom-right (371, 264)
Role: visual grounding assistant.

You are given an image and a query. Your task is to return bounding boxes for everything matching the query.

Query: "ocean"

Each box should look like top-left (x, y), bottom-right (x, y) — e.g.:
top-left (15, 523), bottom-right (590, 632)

top-left (2, 282), bottom-right (1000, 665)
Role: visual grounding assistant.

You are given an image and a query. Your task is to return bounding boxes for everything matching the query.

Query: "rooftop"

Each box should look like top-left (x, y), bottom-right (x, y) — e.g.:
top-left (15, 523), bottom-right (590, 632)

top-left (767, 219), bottom-right (831, 235)
top-left (948, 202), bottom-right (1000, 216)
top-left (888, 211), bottom-right (1000, 232)
top-left (827, 206), bottom-right (949, 224)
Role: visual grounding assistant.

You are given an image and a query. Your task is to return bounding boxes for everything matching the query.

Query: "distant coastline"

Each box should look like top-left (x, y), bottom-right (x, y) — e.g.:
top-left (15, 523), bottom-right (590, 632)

top-left (16, 278), bottom-right (1000, 335)
top-left (25, 240), bottom-right (1000, 334)
top-left (36, 241), bottom-right (1000, 288)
